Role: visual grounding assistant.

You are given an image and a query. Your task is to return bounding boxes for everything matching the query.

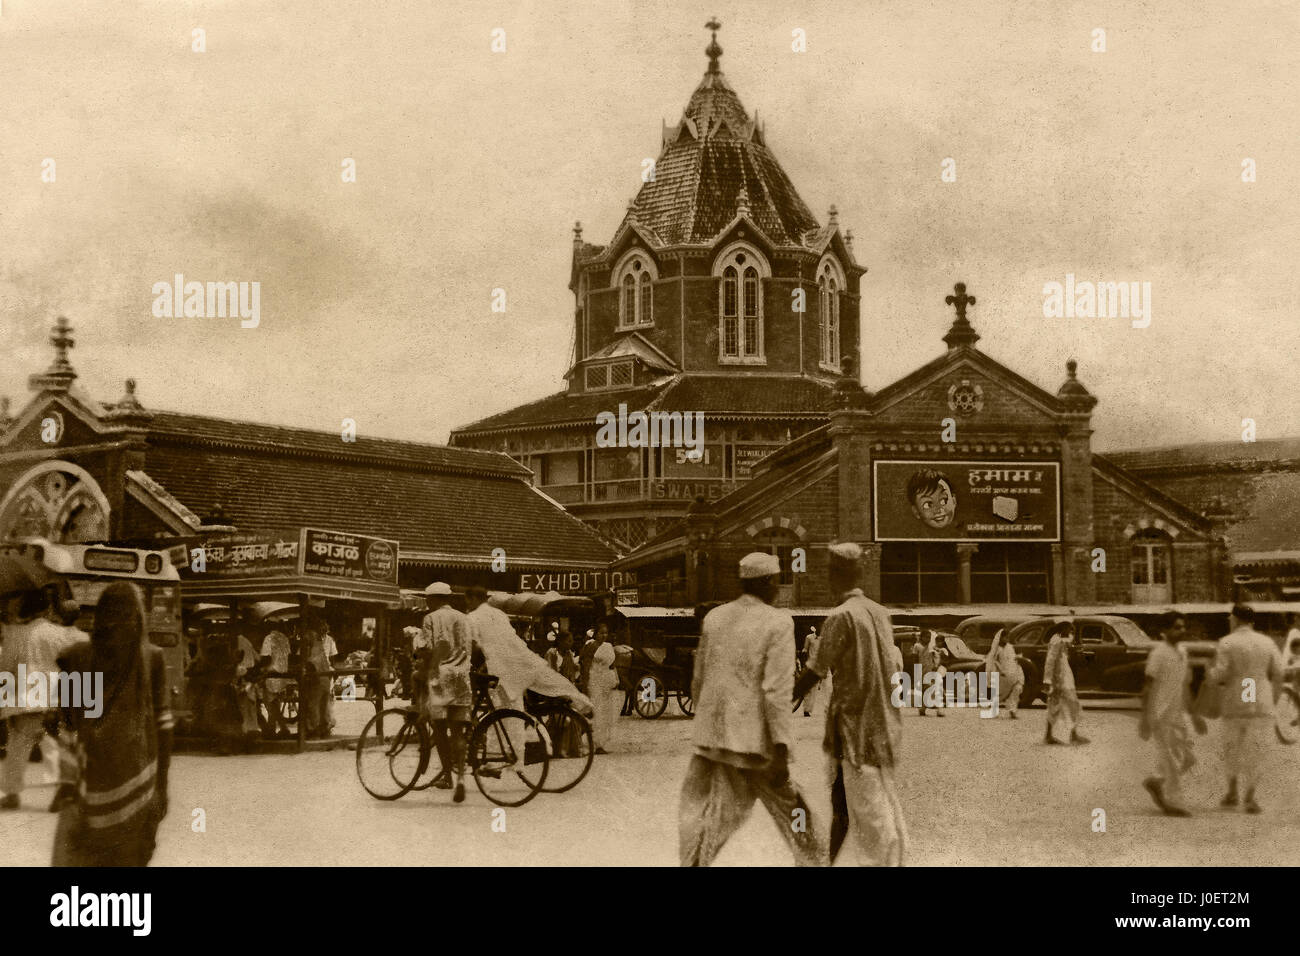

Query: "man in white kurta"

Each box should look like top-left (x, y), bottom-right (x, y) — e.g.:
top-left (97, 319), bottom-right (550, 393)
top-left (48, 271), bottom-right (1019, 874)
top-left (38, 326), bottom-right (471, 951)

top-left (679, 553), bottom-right (821, 867)
top-left (1208, 604), bottom-right (1282, 813)
top-left (1139, 611), bottom-right (1203, 815)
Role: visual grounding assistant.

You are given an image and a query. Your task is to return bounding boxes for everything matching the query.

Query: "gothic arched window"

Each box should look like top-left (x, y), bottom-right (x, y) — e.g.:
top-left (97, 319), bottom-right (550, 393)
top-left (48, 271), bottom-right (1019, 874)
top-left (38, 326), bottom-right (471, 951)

top-left (714, 244), bottom-right (769, 362)
top-left (817, 257), bottom-right (844, 371)
top-left (615, 253), bottom-right (656, 328)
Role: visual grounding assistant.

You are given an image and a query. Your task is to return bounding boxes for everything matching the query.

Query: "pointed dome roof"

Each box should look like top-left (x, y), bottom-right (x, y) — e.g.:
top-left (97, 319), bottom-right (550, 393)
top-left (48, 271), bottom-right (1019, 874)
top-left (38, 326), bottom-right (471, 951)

top-left (618, 24), bottom-right (821, 248)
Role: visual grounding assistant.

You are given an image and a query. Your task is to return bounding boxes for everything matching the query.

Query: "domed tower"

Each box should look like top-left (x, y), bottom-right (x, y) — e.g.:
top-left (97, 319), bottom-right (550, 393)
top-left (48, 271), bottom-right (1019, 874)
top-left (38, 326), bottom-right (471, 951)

top-left (452, 21), bottom-right (864, 552)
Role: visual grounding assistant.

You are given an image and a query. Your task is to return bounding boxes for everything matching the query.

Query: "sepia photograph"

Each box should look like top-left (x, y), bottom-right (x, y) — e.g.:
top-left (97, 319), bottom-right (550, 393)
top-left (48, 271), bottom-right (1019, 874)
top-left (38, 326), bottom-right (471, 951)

top-left (1, 0), bottom-right (1297, 932)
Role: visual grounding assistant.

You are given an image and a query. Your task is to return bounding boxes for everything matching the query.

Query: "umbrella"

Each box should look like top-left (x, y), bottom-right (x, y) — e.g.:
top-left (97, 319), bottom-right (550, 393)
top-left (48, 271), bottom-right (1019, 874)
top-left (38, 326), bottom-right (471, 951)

top-left (0, 553), bottom-right (52, 598)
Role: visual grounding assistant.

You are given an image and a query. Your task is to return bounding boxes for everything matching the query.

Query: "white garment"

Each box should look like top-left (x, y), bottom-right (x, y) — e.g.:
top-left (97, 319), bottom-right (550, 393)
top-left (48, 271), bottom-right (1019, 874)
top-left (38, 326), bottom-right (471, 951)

top-left (467, 604), bottom-right (592, 715)
top-left (588, 641), bottom-right (620, 749)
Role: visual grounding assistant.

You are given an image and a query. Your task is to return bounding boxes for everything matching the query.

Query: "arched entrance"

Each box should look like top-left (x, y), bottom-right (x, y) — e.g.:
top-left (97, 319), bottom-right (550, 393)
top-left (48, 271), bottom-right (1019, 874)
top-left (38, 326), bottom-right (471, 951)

top-left (0, 461), bottom-right (111, 543)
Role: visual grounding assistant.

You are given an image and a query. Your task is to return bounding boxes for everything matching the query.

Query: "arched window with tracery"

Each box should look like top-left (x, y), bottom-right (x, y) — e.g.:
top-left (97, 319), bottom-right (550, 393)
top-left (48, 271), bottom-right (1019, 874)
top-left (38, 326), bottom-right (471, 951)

top-left (817, 257), bottom-right (843, 371)
top-left (615, 254), bottom-right (656, 328)
top-left (714, 244), bottom-right (768, 362)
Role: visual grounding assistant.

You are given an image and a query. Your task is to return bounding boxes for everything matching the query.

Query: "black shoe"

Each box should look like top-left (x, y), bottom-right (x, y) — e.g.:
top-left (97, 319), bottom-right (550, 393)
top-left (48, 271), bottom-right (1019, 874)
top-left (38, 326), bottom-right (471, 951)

top-left (1070, 733), bottom-right (1090, 745)
top-left (452, 780), bottom-right (466, 804)
top-left (1221, 791), bottom-right (1239, 808)
top-left (1244, 799), bottom-right (1261, 814)
top-left (0, 794), bottom-right (18, 811)
top-left (1045, 736), bottom-right (1063, 745)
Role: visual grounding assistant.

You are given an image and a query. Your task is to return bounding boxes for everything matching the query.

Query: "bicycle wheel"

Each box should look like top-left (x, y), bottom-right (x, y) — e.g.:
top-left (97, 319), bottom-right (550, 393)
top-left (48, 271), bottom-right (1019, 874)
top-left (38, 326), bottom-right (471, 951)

top-left (469, 708), bottom-right (549, 807)
top-left (1276, 687), bottom-right (1300, 744)
top-left (632, 674), bottom-right (668, 719)
top-left (356, 708), bottom-right (426, 800)
top-left (541, 707), bottom-right (594, 793)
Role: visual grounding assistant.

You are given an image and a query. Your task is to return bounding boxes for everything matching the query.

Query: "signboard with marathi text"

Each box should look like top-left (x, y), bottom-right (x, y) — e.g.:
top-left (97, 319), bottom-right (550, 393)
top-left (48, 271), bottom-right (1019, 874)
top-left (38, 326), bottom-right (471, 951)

top-left (300, 528), bottom-right (399, 585)
top-left (872, 460), bottom-right (1060, 542)
top-left (181, 532), bottom-right (301, 578)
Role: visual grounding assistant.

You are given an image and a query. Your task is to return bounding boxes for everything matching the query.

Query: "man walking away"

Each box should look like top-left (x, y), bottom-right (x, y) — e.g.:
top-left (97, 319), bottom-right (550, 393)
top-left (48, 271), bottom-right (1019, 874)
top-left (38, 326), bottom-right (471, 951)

top-left (420, 583), bottom-right (473, 803)
top-left (1140, 611), bottom-right (1205, 816)
top-left (793, 542), bottom-right (907, 866)
top-left (679, 553), bottom-right (821, 867)
top-left (1208, 604), bottom-right (1282, 813)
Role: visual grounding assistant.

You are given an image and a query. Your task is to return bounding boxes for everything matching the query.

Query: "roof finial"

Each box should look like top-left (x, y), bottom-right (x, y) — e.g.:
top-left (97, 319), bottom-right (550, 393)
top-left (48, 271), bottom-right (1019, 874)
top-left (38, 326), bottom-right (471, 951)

top-left (705, 17), bottom-right (722, 74)
top-left (50, 315), bottom-right (75, 372)
top-left (942, 282), bottom-right (981, 350)
top-left (736, 184), bottom-right (750, 219)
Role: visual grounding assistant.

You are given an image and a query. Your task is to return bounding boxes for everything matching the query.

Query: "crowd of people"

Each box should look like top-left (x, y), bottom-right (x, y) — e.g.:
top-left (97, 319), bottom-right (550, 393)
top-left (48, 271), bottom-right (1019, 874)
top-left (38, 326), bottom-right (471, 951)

top-left (680, 545), bottom-right (1299, 867)
top-left (0, 581), bottom-right (171, 866)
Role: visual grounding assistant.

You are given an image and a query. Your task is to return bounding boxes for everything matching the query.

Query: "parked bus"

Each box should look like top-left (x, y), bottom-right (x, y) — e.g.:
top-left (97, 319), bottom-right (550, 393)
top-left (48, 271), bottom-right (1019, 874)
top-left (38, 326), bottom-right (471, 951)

top-left (0, 538), bottom-right (185, 714)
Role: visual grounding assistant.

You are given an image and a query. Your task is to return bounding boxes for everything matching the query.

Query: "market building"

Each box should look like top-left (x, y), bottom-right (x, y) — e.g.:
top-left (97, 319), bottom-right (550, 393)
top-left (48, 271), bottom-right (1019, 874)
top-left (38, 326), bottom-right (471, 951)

top-left (616, 288), bottom-right (1233, 609)
top-left (0, 318), bottom-right (618, 599)
top-left (1108, 438), bottom-right (1300, 602)
top-left (450, 22), bottom-right (862, 553)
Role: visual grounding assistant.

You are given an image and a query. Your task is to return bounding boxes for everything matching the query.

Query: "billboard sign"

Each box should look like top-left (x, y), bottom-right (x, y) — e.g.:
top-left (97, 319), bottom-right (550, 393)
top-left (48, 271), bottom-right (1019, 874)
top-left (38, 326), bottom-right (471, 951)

top-left (872, 460), bottom-right (1060, 542)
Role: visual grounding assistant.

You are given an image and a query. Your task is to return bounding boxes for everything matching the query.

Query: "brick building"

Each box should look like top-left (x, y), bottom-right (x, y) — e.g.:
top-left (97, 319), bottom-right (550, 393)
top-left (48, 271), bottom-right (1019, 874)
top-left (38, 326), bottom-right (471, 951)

top-left (0, 319), bottom-right (616, 593)
top-left (451, 23), bottom-right (861, 552)
top-left (1108, 438), bottom-right (1300, 601)
top-left (616, 288), bottom-right (1231, 609)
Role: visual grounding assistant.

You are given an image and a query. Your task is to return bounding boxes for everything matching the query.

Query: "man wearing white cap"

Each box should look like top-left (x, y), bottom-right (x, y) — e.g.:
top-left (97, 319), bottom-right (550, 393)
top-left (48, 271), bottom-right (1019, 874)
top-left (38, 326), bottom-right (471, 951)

top-left (419, 582), bottom-right (473, 803)
top-left (679, 551), bottom-right (821, 867)
top-left (793, 541), bottom-right (907, 865)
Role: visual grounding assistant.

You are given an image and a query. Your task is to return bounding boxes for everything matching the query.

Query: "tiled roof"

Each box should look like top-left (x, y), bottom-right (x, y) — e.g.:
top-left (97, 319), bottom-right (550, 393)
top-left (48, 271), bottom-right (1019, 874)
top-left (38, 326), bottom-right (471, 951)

top-left (1220, 472), bottom-right (1300, 552)
top-left (147, 411), bottom-right (528, 477)
top-left (452, 382), bottom-right (671, 435)
top-left (620, 70), bottom-right (821, 247)
top-left (452, 374), bottom-right (834, 436)
top-left (1106, 438), bottom-right (1300, 473)
top-left (649, 375), bottom-right (834, 417)
top-left (141, 441), bottom-right (616, 567)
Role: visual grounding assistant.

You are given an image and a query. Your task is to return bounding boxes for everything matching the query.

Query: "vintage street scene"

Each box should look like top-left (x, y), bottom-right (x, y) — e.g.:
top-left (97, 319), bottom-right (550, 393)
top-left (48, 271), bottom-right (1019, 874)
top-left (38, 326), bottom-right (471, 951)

top-left (1, 0), bottom-right (1298, 896)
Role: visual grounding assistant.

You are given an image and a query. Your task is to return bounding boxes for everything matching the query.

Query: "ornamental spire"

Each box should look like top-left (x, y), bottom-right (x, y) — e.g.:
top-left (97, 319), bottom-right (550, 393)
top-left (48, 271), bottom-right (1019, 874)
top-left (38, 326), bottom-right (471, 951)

top-left (942, 282), bottom-right (980, 350)
top-left (28, 315), bottom-right (78, 393)
top-left (705, 17), bottom-right (722, 74)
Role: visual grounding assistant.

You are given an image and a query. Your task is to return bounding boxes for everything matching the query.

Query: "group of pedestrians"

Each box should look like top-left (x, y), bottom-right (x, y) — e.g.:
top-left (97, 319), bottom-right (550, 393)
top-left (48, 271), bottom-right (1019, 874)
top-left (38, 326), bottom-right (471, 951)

top-left (0, 581), bottom-right (171, 866)
top-left (1140, 604), bottom-right (1283, 816)
top-left (680, 543), bottom-right (906, 867)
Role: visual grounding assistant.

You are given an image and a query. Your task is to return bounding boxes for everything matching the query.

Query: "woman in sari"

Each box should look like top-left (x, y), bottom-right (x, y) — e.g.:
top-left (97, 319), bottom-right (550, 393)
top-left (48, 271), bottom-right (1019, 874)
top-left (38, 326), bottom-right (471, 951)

top-left (53, 581), bottom-right (172, 867)
top-left (586, 623), bottom-right (620, 754)
top-left (1042, 621), bottom-right (1088, 745)
top-left (984, 629), bottom-right (1024, 718)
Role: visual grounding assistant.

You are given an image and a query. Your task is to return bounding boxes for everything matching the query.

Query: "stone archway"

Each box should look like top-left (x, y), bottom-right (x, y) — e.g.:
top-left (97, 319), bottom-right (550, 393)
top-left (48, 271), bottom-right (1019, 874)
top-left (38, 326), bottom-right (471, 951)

top-left (0, 461), bottom-right (111, 543)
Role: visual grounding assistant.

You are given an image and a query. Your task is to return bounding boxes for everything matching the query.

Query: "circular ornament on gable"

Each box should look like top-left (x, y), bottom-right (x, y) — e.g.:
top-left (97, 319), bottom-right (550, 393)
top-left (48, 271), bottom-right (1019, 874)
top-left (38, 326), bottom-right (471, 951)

top-left (947, 379), bottom-right (984, 415)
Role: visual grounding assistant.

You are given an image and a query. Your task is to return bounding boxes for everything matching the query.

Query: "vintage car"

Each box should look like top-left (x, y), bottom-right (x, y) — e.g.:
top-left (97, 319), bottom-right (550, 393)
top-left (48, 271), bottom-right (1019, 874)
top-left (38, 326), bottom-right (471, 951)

top-left (1007, 615), bottom-right (1156, 701)
top-left (952, 614), bottom-right (1042, 655)
top-left (893, 626), bottom-right (1036, 707)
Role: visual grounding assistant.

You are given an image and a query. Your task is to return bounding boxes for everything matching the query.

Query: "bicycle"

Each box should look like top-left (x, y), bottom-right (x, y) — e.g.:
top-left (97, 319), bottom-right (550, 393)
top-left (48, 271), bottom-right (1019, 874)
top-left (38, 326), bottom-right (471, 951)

top-left (356, 673), bottom-right (553, 806)
top-left (523, 691), bottom-right (595, 793)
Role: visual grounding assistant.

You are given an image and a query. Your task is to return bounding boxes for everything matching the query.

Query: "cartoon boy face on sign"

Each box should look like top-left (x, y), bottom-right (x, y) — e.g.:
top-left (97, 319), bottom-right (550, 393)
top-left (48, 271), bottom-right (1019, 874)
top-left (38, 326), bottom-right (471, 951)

top-left (906, 469), bottom-right (956, 530)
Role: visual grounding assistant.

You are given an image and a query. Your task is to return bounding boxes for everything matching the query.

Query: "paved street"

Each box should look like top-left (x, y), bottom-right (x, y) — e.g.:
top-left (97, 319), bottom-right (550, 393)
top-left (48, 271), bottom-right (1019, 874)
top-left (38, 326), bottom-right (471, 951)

top-left (4, 700), bottom-right (1299, 866)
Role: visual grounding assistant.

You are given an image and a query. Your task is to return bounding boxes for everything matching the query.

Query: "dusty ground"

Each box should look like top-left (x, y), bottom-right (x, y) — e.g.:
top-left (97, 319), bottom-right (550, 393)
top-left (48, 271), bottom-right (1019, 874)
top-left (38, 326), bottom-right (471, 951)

top-left (4, 698), bottom-right (1298, 866)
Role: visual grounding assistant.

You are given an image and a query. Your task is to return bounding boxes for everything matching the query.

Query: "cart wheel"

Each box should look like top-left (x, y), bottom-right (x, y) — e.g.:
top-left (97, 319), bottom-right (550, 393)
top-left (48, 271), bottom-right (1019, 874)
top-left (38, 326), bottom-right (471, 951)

top-left (355, 708), bottom-right (426, 800)
top-left (541, 706), bottom-right (594, 792)
top-left (633, 675), bottom-right (668, 719)
top-left (470, 708), bottom-right (549, 807)
top-left (1276, 687), bottom-right (1300, 745)
top-left (677, 690), bottom-right (695, 717)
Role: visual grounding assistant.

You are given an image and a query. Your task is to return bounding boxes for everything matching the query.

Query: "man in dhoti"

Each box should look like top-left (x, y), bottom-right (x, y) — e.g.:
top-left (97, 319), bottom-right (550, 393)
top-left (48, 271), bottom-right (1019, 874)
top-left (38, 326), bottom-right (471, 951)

top-left (793, 542), bottom-right (907, 866)
top-left (1139, 611), bottom-right (1204, 816)
top-left (679, 553), bottom-right (822, 867)
top-left (1207, 604), bottom-right (1282, 814)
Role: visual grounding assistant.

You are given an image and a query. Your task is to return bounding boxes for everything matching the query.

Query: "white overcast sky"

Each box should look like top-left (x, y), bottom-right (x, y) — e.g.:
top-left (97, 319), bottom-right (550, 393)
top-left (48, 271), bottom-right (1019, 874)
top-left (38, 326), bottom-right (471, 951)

top-left (1, 0), bottom-right (1296, 451)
